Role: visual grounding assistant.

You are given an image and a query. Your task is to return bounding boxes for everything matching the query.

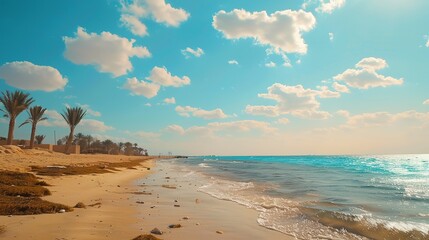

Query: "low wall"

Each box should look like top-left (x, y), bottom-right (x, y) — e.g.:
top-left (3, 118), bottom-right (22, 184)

top-left (52, 145), bottom-right (80, 154)
top-left (34, 144), bottom-right (53, 151)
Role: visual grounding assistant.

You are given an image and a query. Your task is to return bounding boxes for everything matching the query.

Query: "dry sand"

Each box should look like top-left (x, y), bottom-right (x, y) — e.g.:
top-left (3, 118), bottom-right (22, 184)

top-left (0, 150), bottom-right (291, 239)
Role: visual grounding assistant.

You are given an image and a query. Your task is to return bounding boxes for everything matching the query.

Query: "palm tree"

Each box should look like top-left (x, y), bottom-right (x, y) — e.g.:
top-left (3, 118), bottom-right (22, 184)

top-left (0, 90), bottom-right (34, 145)
top-left (35, 135), bottom-right (46, 144)
top-left (61, 107), bottom-right (86, 154)
top-left (19, 106), bottom-right (47, 148)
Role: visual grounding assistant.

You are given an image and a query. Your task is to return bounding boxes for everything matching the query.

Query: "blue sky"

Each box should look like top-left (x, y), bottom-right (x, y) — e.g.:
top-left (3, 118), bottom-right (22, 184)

top-left (0, 0), bottom-right (428, 155)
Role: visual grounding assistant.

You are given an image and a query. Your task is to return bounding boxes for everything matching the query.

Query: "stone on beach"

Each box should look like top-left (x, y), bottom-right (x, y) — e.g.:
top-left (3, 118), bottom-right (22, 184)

top-left (168, 224), bottom-right (182, 228)
top-left (74, 202), bottom-right (86, 208)
top-left (132, 234), bottom-right (162, 240)
top-left (150, 228), bottom-right (163, 235)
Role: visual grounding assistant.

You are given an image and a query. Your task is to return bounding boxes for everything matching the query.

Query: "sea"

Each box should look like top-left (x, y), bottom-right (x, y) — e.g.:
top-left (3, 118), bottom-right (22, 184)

top-left (164, 155), bottom-right (429, 240)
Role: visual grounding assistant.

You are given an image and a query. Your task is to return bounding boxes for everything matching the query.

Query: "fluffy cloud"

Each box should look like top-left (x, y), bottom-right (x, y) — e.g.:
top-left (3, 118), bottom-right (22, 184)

top-left (0, 61), bottom-right (67, 91)
top-left (277, 118), bottom-right (290, 125)
top-left (426, 39), bottom-right (429, 47)
top-left (165, 124), bottom-right (185, 135)
top-left (120, 0), bottom-right (189, 36)
top-left (166, 120), bottom-right (276, 136)
top-left (228, 60), bottom-right (239, 65)
top-left (175, 106), bottom-right (227, 119)
top-left (355, 57), bottom-right (387, 70)
top-left (39, 110), bottom-right (68, 127)
top-left (63, 27), bottom-right (150, 77)
top-left (316, 0), bottom-right (345, 14)
top-left (164, 97), bottom-right (176, 104)
top-left (134, 130), bottom-right (160, 139)
top-left (181, 47), bottom-right (204, 58)
top-left (123, 66), bottom-right (189, 98)
top-left (339, 110), bottom-right (429, 128)
top-left (245, 105), bottom-right (279, 117)
top-left (265, 61), bottom-right (276, 68)
top-left (213, 9), bottom-right (316, 54)
top-left (246, 83), bottom-right (339, 119)
top-left (147, 66), bottom-right (190, 87)
top-left (79, 119), bottom-right (114, 132)
top-left (40, 110), bottom-right (112, 132)
top-left (332, 82), bottom-right (350, 93)
top-left (76, 103), bottom-right (101, 117)
top-left (334, 57), bottom-right (403, 89)
top-left (424, 99), bottom-right (429, 105)
top-left (120, 14), bottom-right (148, 37)
top-left (123, 77), bottom-right (160, 98)
top-left (329, 32), bottom-right (334, 41)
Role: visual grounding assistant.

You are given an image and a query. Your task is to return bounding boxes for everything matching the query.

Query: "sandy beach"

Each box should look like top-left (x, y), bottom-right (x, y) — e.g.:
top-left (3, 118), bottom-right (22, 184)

top-left (0, 149), bottom-right (290, 240)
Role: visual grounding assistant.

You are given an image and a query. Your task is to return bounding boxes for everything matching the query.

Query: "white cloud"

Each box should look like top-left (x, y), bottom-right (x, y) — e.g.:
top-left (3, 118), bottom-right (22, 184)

top-left (334, 57), bottom-right (403, 89)
top-left (145, 103), bottom-right (152, 107)
top-left (120, 14), bottom-right (148, 37)
top-left (316, 0), bottom-right (345, 14)
top-left (355, 57), bottom-right (387, 71)
top-left (329, 32), bottom-right (334, 41)
top-left (63, 27), bottom-right (150, 77)
top-left (76, 103), bottom-right (101, 117)
top-left (120, 0), bottom-right (189, 36)
top-left (426, 39), bottom-right (429, 47)
top-left (39, 110), bottom-right (68, 127)
top-left (147, 66), bottom-right (190, 87)
top-left (123, 66), bottom-right (189, 98)
top-left (175, 105), bottom-right (228, 120)
top-left (332, 82), bottom-right (350, 93)
top-left (79, 119), bottom-right (114, 132)
top-left (167, 120), bottom-right (276, 136)
top-left (340, 110), bottom-right (429, 128)
top-left (165, 124), bottom-right (185, 135)
top-left (277, 118), bottom-right (290, 125)
top-left (134, 130), bottom-right (160, 139)
top-left (246, 83), bottom-right (339, 119)
top-left (265, 61), bottom-right (276, 68)
top-left (0, 61), bottom-right (67, 92)
top-left (423, 99), bottom-right (429, 105)
top-left (228, 60), bottom-right (239, 65)
top-left (39, 110), bottom-right (112, 132)
top-left (181, 47), bottom-right (204, 58)
top-left (245, 105), bottom-right (279, 117)
top-left (213, 9), bottom-right (316, 54)
top-left (164, 97), bottom-right (176, 104)
top-left (123, 77), bottom-right (160, 98)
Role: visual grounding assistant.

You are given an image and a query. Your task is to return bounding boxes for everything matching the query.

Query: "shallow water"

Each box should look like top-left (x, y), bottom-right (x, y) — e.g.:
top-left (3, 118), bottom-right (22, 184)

top-left (167, 155), bottom-right (429, 240)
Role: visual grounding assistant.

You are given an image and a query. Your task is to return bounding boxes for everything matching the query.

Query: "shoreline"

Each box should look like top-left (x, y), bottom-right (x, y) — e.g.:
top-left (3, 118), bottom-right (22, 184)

top-left (0, 153), bottom-right (290, 239)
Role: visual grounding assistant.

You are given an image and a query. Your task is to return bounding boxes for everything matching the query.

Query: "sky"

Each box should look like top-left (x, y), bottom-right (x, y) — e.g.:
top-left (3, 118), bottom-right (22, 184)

top-left (0, 0), bottom-right (428, 155)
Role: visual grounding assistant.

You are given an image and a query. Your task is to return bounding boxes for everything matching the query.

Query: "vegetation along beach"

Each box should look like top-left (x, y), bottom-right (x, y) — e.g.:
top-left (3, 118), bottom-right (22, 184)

top-left (0, 0), bottom-right (428, 239)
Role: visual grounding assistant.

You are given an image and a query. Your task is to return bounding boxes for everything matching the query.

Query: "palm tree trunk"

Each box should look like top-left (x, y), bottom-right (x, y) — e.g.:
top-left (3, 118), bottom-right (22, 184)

top-left (64, 127), bottom-right (74, 154)
top-left (7, 117), bottom-right (15, 145)
top-left (30, 123), bottom-right (36, 149)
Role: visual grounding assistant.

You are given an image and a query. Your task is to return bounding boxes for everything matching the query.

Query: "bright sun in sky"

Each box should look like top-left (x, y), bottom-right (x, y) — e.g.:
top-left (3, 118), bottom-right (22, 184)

top-left (0, 0), bottom-right (428, 155)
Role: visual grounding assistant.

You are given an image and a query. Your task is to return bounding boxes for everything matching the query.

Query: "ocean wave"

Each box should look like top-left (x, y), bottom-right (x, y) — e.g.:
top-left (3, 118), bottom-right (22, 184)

top-left (198, 163), bottom-right (211, 168)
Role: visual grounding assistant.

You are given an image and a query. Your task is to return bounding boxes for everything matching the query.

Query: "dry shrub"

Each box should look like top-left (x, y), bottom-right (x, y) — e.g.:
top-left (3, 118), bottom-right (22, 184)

top-left (0, 171), bottom-right (71, 215)
top-left (31, 158), bottom-right (150, 176)
top-left (0, 195), bottom-right (72, 215)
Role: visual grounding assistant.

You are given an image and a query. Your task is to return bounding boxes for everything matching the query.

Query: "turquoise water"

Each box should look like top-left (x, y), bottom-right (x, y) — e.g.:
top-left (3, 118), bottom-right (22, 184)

top-left (175, 155), bottom-right (429, 239)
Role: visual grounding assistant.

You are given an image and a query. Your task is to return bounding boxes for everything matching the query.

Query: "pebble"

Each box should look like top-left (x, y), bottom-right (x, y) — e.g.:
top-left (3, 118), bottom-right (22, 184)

top-left (59, 209), bottom-right (66, 213)
top-left (216, 230), bottom-right (224, 234)
top-left (168, 224), bottom-right (182, 229)
top-left (182, 216), bottom-right (189, 220)
top-left (174, 204), bottom-right (180, 207)
top-left (150, 227), bottom-right (163, 235)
